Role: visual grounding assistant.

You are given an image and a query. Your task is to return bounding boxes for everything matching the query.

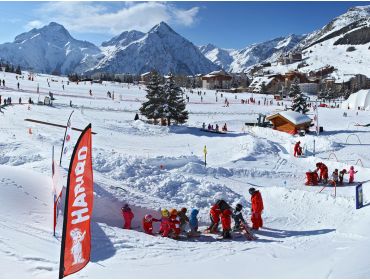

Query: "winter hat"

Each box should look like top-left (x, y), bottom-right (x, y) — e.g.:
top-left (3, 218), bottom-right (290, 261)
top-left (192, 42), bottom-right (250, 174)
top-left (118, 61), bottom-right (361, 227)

top-left (249, 188), bottom-right (256, 195)
top-left (122, 204), bottom-right (130, 211)
top-left (235, 203), bottom-right (243, 211)
top-left (180, 207), bottom-right (187, 213)
top-left (350, 166), bottom-right (354, 170)
top-left (144, 214), bottom-right (152, 222)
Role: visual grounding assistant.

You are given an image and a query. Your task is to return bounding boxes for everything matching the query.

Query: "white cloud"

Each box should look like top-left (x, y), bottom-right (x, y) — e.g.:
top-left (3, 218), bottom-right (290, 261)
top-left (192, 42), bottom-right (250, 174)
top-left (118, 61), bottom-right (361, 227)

top-left (25, 20), bottom-right (44, 30)
top-left (26, 2), bottom-right (200, 35)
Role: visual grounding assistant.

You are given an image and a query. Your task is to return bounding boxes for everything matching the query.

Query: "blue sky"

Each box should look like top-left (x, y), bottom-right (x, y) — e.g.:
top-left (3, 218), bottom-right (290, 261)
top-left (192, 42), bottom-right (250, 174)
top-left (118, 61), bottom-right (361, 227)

top-left (0, 1), bottom-right (368, 49)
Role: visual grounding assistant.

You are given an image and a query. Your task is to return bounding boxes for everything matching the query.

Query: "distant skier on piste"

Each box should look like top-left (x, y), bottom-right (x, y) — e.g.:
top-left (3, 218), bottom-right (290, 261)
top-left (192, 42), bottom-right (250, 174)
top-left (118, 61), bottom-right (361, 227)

top-left (249, 188), bottom-right (264, 230)
top-left (294, 141), bottom-right (302, 157)
top-left (169, 209), bottom-right (181, 239)
top-left (142, 214), bottom-right (160, 235)
top-left (187, 209), bottom-right (200, 237)
top-left (232, 203), bottom-right (246, 231)
top-left (349, 166), bottom-right (358, 183)
top-left (208, 202), bottom-right (221, 233)
top-left (159, 209), bottom-right (171, 237)
top-left (177, 207), bottom-right (189, 233)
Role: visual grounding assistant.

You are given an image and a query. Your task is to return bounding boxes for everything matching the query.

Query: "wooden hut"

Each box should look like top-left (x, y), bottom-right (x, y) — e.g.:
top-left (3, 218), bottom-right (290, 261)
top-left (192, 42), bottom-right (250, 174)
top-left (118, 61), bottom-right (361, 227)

top-left (266, 111), bottom-right (312, 134)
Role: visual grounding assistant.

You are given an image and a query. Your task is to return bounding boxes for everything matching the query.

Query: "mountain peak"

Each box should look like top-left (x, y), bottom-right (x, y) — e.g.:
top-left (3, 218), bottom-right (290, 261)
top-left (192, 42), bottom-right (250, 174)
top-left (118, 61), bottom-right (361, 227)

top-left (101, 30), bottom-right (145, 47)
top-left (149, 21), bottom-right (175, 34)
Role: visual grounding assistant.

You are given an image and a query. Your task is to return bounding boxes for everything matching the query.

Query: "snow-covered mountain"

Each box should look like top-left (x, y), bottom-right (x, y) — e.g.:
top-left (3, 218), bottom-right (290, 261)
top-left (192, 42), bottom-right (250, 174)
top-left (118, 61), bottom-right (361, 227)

top-left (91, 22), bottom-right (219, 75)
top-left (199, 34), bottom-right (305, 73)
top-left (0, 22), bottom-right (102, 74)
top-left (265, 5), bottom-right (370, 81)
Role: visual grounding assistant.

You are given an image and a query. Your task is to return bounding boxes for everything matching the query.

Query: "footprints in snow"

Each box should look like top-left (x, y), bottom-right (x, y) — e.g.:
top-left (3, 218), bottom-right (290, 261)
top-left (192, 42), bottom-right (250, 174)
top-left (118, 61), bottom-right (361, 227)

top-left (0, 177), bottom-right (47, 207)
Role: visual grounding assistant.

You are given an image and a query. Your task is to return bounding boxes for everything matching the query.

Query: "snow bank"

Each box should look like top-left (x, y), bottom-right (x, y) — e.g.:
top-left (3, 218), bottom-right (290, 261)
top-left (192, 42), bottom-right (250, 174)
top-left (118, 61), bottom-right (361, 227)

top-left (342, 89), bottom-right (370, 110)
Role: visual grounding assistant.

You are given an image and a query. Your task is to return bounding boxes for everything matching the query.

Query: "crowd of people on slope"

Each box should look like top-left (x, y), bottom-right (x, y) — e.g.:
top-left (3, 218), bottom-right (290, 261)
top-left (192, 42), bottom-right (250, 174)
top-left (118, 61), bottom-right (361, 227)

top-left (306, 162), bottom-right (358, 186)
top-left (121, 188), bottom-right (264, 240)
top-left (202, 122), bottom-right (228, 132)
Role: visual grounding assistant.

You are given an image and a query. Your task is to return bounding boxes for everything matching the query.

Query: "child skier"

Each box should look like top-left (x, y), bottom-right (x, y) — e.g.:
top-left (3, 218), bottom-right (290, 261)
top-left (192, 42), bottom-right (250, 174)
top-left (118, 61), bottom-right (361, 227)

top-left (142, 214), bottom-right (160, 235)
top-left (159, 209), bottom-right (172, 237)
top-left (232, 203), bottom-right (246, 231)
top-left (220, 209), bottom-right (232, 239)
top-left (316, 162), bottom-right (329, 184)
top-left (339, 169), bottom-right (347, 185)
top-left (121, 204), bottom-right (134, 229)
top-left (249, 188), bottom-right (264, 230)
top-left (177, 207), bottom-right (189, 233)
top-left (169, 209), bottom-right (181, 239)
top-left (188, 209), bottom-right (200, 237)
top-left (349, 166), bottom-right (358, 183)
top-left (294, 141), bottom-right (302, 157)
top-left (208, 203), bottom-right (221, 233)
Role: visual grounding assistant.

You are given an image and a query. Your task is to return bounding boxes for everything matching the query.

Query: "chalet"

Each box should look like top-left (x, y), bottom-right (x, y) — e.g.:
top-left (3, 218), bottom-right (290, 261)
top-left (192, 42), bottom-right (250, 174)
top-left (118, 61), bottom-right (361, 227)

top-left (247, 75), bottom-right (284, 94)
top-left (266, 111), bottom-right (312, 134)
top-left (140, 72), bottom-right (152, 85)
top-left (202, 70), bottom-right (232, 89)
top-left (277, 52), bottom-right (303, 65)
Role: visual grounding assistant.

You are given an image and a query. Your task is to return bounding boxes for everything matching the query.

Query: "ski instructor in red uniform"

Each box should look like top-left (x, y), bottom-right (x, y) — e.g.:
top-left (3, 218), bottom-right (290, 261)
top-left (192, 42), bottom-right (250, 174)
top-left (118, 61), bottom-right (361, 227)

top-left (249, 188), bottom-right (264, 230)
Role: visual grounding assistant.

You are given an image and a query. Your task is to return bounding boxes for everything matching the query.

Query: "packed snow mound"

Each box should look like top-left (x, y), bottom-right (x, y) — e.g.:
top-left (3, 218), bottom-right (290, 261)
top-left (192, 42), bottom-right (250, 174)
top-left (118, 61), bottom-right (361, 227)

top-left (342, 89), bottom-right (370, 110)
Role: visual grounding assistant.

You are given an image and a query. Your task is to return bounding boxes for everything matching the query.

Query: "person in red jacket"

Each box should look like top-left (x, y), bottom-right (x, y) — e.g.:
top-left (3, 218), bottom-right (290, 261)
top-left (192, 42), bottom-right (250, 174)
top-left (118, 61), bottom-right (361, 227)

top-left (220, 209), bottom-right (232, 239)
top-left (159, 209), bottom-right (172, 237)
top-left (316, 162), bottom-right (329, 184)
top-left (169, 209), bottom-right (181, 239)
top-left (142, 214), bottom-right (160, 235)
top-left (121, 204), bottom-right (134, 229)
top-left (294, 141), bottom-right (302, 157)
top-left (249, 188), bottom-right (264, 230)
top-left (208, 203), bottom-right (222, 233)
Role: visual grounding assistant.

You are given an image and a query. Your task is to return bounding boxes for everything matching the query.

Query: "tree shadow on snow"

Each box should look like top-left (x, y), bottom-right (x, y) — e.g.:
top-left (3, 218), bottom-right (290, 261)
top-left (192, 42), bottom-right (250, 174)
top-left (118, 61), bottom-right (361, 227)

top-left (256, 227), bottom-right (335, 239)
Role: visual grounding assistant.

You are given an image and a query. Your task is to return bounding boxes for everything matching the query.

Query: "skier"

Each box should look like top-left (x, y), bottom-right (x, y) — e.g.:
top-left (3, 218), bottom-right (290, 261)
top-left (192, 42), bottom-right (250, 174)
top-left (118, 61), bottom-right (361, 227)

top-left (339, 169), bottom-right (347, 185)
top-left (249, 188), bottom-right (264, 230)
top-left (316, 162), bottom-right (328, 184)
top-left (294, 141), bottom-right (302, 157)
top-left (187, 209), bottom-right (200, 237)
top-left (208, 202), bottom-right (221, 233)
top-left (17, 82), bottom-right (20, 90)
top-left (142, 214), bottom-right (160, 235)
top-left (202, 122), bottom-right (206, 130)
top-left (177, 207), bottom-right (189, 233)
top-left (220, 209), bottom-right (232, 239)
top-left (159, 209), bottom-right (172, 238)
top-left (121, 204), bottom-right (134, 229)
top-left (18, 97), bottom-right (22, 104)
top-left (134, 113), bottom-right (139, 120)
top-left (232, 203), bottom-right (245, 231)
top-left (215, 124), bottom-right (219, 131)
top-left (169, 209), bottom-right (181, 239)
top-left (222, 123), bottom-right (228, 132)
top-left (2, 80), bottom-right (5, 87)
top-left (348, 166), bottom-right (358, 183)
top-left (332, 169), bottom-right (339, 184)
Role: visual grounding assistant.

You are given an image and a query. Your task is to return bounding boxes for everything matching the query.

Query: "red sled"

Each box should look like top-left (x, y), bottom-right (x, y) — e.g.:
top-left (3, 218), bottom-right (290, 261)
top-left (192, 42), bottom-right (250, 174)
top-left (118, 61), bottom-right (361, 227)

top-left (240, 222), bottom-right (257, 241)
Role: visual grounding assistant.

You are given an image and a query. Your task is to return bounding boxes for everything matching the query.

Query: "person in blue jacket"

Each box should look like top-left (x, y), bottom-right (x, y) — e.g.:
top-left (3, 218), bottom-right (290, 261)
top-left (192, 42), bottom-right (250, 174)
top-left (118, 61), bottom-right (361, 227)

top-left (188, 209), bottom-right (200, 237)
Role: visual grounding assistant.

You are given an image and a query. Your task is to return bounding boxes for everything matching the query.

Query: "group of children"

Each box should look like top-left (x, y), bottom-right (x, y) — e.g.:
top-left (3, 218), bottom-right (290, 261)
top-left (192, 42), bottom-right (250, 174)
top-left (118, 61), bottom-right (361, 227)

top-left (202, 122), bottom-right (228, 132)
top-left (121, 188), bottom-right (264, 240)
top-left (305, 162), bottom-right (358, 186)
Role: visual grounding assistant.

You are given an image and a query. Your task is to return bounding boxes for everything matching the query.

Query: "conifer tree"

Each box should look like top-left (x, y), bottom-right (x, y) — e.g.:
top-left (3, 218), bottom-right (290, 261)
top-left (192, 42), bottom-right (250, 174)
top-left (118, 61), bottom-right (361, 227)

top-left (162, 73), bottom-right (188, 125)
top-left (260, 82), bottom-right (267, 94)
top-left (139, 71), bottom-right (164, 123)
top-left (291, 84), bottom-right (309, 114)
top-left (289, 81), bottom-right (301, 98)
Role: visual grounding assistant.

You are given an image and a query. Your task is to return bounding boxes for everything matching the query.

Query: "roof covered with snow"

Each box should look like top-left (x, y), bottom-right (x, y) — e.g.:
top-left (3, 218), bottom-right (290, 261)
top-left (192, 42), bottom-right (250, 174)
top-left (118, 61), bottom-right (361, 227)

top-left (342, 90), bottom-right (370, 110)
top-left (267, 110), bottom-right (312, 125)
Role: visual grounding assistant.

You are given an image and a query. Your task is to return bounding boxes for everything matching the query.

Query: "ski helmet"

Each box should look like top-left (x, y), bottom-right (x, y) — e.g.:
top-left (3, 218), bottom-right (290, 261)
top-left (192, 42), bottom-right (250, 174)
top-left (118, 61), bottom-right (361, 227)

top-left (181, 207), bottom-right (187, 213)
top-left (170, 208), bottom-right (178, 216)
top-left (235, 203), bottom-right (243, 211)
top-left (249, 188), bottom-right (256, 195)
top-left (161, 209), bottom-right (169, 217)
top-left (144, 214), bottom-right (152, 222)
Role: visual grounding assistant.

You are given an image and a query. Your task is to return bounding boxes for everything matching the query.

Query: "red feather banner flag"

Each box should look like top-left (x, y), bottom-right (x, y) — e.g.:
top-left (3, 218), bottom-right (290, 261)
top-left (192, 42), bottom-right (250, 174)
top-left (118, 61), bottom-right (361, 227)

top-left (59, 124), bottom-right (93, 278)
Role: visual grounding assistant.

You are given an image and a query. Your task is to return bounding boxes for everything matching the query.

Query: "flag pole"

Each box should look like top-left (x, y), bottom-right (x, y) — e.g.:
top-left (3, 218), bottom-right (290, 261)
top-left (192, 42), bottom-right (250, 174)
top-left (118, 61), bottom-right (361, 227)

top-left (60, 110), bottom-right (74, 165)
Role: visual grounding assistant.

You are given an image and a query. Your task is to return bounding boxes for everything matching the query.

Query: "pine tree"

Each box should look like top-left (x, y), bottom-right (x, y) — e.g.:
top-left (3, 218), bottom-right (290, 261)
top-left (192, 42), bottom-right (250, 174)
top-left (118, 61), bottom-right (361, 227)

top-left (260, 82), bottom-right (267, 94)
top-left (15, 65), bottom-right (22, 75)
top-left (139, 71), bottom-right (164, 123)
top-left (291, 92), bottom-right (309, 114)
top-left (289, 81), bottom-right (301, 98)
top-left (162, 73), bottom-right (188, 125)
